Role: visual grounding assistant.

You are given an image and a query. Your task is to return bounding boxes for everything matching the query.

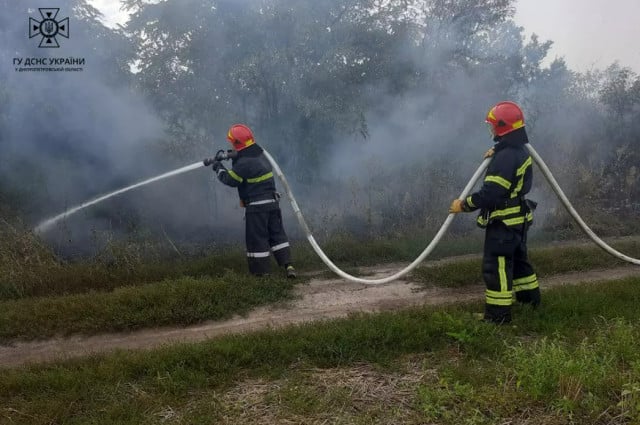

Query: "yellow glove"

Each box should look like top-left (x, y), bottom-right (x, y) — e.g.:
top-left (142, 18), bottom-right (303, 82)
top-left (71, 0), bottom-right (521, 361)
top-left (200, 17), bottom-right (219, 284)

top-left (483, 147), bottom-right (495, 159)
top-left (449, 199), bottom-right (465, 214)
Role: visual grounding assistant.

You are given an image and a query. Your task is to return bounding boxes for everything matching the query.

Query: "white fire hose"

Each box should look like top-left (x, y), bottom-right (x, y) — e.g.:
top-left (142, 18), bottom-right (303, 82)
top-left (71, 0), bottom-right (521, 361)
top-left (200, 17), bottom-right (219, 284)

top-left (526, 145), bottom-right (640, 266)
top-left (35, 145), bottom-right (640, 279)
top-left (263, 144), bottom-right (640, 285)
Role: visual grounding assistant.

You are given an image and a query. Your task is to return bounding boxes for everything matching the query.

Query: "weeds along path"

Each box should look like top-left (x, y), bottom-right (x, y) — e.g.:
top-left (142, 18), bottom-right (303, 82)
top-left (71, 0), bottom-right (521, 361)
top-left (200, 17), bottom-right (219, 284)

top-left (1, 262), bottom-right (639, 368)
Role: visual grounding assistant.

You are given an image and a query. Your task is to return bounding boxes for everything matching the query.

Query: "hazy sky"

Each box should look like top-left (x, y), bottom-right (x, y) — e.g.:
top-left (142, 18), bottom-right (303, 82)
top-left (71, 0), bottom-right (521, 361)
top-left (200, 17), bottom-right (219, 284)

top-left (514, 0), bottom-right (640, 72)
top-left (89, 0), bottom-right (640, 73)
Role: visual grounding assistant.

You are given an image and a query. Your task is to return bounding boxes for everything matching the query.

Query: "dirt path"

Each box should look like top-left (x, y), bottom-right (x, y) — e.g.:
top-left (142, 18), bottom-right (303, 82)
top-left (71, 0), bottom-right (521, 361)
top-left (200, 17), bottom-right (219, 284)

top-left (1, 263), bottom-right (639, 368)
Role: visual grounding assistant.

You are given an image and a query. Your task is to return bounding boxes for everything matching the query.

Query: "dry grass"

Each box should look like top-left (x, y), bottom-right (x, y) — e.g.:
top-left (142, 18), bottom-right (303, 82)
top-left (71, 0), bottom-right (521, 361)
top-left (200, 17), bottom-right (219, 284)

top-left (0, 218), bottom-right (60, 297)
top-left (215, 356), bottom-right (430, 425)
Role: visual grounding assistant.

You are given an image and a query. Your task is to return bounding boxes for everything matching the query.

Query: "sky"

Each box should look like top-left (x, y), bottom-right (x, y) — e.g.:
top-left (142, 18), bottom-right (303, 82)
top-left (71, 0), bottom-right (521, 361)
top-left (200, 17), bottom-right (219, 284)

top-left (513, 0), bottom-right (640, 72)
top-left (89, 0), bottom-right (640, 74)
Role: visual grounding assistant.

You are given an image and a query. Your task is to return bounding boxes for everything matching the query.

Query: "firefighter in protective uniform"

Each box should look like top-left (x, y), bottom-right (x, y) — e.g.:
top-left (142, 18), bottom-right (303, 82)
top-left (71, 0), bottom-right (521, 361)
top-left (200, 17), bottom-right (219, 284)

top-left (449, 101), bottom-right (540, 324)
top-left (209, 124), bottom-right (296, 278)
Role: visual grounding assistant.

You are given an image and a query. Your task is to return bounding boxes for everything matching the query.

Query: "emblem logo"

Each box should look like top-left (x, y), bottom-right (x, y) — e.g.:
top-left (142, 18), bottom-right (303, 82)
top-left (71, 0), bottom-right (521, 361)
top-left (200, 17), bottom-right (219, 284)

top-left (29, 8), bottom-right (69, 48)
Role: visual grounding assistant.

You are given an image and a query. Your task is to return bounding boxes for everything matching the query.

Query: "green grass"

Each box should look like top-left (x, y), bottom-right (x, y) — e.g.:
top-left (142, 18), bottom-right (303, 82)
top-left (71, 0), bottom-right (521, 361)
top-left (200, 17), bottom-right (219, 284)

top-left (0, 271), bottom-right (297, 341)
top-left (0, 225), bottom-right (486, 301)
top-left (0, 246), bottom-right (250, 300)
top-left (2, 278), bottom-right (640, 424)
top-left (2, 221), bottom-right (634, 301)
top-left (411, 239), bottom-right (640, 287)
top-left (1, 239), bottom-right (639, 341)
top-left (302, 231), bottom-right (485, 267)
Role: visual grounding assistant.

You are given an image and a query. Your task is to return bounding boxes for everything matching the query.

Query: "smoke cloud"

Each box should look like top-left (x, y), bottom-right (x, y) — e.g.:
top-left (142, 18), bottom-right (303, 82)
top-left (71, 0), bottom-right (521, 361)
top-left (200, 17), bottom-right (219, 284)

top-left (1, 0), bottom-right (635, 257)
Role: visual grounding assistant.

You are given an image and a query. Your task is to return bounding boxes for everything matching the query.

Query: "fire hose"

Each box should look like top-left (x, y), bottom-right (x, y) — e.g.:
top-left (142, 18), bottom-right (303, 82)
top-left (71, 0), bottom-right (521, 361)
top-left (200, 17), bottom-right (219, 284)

top-left (261, 144), bottom-right (640, 285)
top-left (526, 145), bottom-right (640, 266)
top-left (35, 145), bottom-right (640, 278)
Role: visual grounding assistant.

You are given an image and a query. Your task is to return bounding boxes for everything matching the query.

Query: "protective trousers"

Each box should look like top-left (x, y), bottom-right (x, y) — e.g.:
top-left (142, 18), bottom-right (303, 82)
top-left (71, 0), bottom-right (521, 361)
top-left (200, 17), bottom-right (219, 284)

top-left (482, 221), bottom-right (540, 323)
top-left (245, 204), bottom-right (291, 275)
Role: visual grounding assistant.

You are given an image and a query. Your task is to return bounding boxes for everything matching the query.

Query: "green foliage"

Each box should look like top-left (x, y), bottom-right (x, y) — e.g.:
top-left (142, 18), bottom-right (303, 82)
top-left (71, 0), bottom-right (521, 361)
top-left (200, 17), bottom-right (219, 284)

top-left (619, 381), bottom-right (640, 423)
top-left (2, 0), bottom-right (640, 421)
top-left (2, 0), bottom-right (639, 243)
top-left (122, 0), bottom-right (523, 174)
top-left (508, 337), bottom-right (612, 402)
top-left (505, 318), bottom-right (640, 419)
top-left (0, 226), bottom-right (480, 301)
top-left (411, 240), bottom-right (640, 287)
top-left (418, 377), bottom-right (494, 425)
top-left (412, 259), bottom-right (482, 287)
top-left (0, 272), bottom-right (296, 340)
top-left (2, 237), bottom-right (640, 341)
top-left (0, 236), bottom-right (248, 300)
top-left (4, 278), bottom-right (640, 423)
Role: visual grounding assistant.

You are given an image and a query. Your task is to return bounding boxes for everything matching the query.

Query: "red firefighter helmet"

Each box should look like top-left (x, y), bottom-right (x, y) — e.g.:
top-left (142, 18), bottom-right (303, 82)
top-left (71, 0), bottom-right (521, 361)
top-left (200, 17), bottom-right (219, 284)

top-left (226, 124), bottom-right (255, 151)
top-left (485, 101), bottom-right (525, 137)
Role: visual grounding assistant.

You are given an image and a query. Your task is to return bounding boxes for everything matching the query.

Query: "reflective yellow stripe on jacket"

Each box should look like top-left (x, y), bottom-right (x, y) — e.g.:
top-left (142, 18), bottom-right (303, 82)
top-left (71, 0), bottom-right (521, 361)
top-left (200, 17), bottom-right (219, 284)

top-left (477, 155), bottom-right (533, 228)
top-left (228, 170), bottom-right (273, 184)
top-left (247, 172), bottom-right (273, 183)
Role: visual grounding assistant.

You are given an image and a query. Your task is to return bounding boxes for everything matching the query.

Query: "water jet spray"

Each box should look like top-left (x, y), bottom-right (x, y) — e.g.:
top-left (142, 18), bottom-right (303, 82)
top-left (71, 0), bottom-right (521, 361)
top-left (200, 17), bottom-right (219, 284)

top-left (33, 146), bottom-right (640, 282)
top-left (34, 162), bottom-right (205, 234)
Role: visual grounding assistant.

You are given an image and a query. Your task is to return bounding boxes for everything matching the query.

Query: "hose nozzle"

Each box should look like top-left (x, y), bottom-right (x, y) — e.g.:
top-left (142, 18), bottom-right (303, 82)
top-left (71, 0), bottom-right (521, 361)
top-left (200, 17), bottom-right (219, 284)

top-left (203, 149), bottom-right (237, 166)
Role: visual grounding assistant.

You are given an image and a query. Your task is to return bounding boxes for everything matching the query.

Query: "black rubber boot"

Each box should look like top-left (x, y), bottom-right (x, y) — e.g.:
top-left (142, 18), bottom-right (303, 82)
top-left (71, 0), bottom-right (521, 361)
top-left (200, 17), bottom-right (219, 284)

top-left (484, 304), bottom-right (512, 324)
top-left (516, 287), bottom-right (541, 308)
top-left (285, 265), bottom-right (297, 279)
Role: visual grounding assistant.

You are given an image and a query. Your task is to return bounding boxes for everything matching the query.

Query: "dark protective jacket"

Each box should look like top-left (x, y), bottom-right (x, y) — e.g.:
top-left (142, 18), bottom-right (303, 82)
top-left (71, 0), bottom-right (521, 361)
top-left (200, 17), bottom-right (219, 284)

top-left (214, 144), bottom-right (277, 205)
top-left (462, 128), bottom-right (534, 228)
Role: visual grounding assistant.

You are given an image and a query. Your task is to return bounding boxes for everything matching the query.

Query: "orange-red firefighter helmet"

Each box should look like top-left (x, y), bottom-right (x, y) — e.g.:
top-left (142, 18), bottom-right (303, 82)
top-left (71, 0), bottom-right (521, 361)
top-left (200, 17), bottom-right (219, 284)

top-left (485, 101), bottom-right (525, 137)
top-left (226, 124), bottom-right (255, 151)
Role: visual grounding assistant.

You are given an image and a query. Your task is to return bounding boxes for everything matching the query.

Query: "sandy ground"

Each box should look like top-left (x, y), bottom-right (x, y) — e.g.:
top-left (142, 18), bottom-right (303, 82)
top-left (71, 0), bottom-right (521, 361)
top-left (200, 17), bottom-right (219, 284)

top-left (1, 263), bottom-right (639, 368)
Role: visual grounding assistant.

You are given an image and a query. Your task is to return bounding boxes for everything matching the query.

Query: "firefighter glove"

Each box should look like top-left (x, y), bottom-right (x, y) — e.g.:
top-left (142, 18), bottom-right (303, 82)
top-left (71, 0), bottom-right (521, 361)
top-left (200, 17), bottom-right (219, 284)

top-left (215, 149), bottom-right (227, 161)
top-left (449, 199), bottom-right (466, 214)
top-left (211, 161), bottom-right (224, 173)
top-left (483, 147), bottom-right (495, 159)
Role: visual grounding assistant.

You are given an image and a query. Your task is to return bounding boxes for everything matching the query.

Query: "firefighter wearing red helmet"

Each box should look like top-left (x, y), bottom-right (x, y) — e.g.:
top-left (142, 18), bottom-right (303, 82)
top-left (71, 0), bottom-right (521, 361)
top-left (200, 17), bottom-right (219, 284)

top-left (209, 124), bottom-right (296, 278)
top-left (449, 101), bottom-right (540, 324)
